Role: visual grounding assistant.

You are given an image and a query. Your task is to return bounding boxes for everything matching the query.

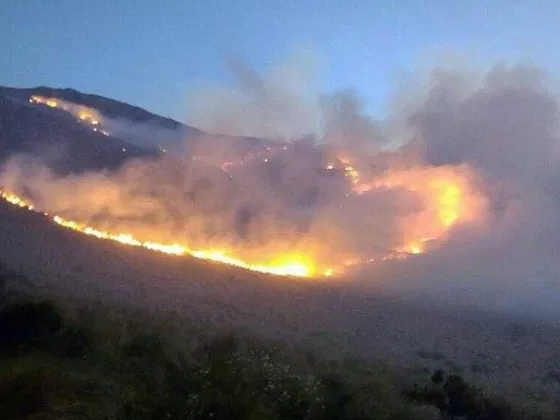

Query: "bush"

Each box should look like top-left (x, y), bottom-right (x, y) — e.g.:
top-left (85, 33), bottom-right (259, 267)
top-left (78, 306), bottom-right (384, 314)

top-left (0, 354), bottom-right (114, 420)
top-left (0, 300), bottom-right (63, 352)
top-left (0, 360), bottom-right (48, 419)
top-left (0, 289), bottom-right (555, 420)
top-left (118, 331), bottom-right (167, 360)
top-left (405, 369), bottom-right (546, 420)
top-left (52, 325), bottom-right (94, 358)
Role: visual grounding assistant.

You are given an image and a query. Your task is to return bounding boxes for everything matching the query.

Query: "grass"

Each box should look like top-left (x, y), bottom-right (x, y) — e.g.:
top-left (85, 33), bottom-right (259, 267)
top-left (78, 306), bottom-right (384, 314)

top-left (0, 267), bottom-right (557, 419)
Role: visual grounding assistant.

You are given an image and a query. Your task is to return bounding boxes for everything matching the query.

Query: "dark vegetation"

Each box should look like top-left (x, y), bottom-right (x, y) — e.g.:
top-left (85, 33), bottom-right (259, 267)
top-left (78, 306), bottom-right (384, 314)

top-left (0, 92), bottom-right (156, 174)
top-left (0, 85), bottom-right (280, 175)
top-left (0, 266), bottom-right (554, 419)
top-left (0, 85), bottom-right (186, 130)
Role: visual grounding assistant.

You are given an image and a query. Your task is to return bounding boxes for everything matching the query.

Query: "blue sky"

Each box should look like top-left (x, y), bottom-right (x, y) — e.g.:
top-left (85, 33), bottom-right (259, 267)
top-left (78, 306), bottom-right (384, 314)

top-left (2, 0), bottom-right (559, 122)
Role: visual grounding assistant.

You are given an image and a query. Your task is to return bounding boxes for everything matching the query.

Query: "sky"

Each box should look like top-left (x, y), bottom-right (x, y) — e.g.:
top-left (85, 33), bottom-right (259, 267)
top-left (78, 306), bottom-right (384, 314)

top-left (2, 0), bottom-right (560, 122)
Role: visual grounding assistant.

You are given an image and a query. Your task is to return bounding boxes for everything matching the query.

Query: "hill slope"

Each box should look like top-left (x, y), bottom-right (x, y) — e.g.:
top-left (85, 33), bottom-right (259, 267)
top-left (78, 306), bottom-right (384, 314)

top-left (0, 85), bottom-right (282, 169)
top-left (0, 89), bottom-right (158, 173)
top-left (2, 85), bottom-right (560, 412)
top-left (0, 199), bottom-right (559, 409)
top-left (0, 85), bottom-right (189, 131)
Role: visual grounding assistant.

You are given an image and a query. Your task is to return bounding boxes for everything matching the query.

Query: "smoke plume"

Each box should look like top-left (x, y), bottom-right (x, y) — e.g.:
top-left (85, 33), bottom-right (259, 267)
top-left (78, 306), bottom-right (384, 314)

top-left (3, 57), bottom-right (560, 316)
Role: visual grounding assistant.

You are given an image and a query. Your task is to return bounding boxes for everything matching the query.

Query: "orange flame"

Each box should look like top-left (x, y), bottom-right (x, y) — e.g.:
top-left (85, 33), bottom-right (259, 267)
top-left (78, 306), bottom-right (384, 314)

top-left (0, 161), bottom-right (485, 278)
top-left (0, 191), bottom-right (34, 211)
top-left (348, 160), bottom-right (485, 254)
top-left (0, 190), bottom-right (329, 278)
top-left (29, 96), bottom-right (108, 136)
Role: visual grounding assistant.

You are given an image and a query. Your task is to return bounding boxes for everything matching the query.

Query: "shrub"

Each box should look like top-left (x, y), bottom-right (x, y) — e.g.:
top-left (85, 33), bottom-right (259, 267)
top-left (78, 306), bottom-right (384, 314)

top-left (405, 369), bottom-right (548, 420)
top-left (0, 289), bottom-right (554, 420)
top-left (52, 324), bottom-right (94, 359)
top-left (0, 300), bottom-right (63, 352)
top-left (118, 331), bottom-right (167, 360)
top-left (0, 354), bottom-right (114, 420)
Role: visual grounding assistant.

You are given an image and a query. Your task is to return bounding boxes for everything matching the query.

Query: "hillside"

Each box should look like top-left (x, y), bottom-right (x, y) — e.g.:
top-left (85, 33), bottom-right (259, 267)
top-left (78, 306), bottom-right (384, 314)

top-left (0, 198), bottom-right (559, 414)
top-left (1, 85), bottom-right (560, 416)
top-left (0, 85), bottom-right (284, 169)
top-left (0, 90), bottom-right (157, 173)
top-left (2, 283), bottom-right (542, 419)
top-left (0, 85), bottom-right (189, 131)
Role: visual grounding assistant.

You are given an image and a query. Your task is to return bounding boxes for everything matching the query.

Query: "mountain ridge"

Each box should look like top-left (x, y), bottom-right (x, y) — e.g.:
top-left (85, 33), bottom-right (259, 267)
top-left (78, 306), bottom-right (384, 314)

top-left (0, 85), bottom-right (199, 132)
top-left (0, 87), bottom-right (159, 173)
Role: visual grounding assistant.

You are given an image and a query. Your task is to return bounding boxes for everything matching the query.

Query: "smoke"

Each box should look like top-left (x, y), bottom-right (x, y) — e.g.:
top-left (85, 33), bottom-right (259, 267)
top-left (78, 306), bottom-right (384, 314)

top-left (29, 94), bottom-right (190, 154)
top-left (104, 118), bottom-right (190, 154)
top-left (3, 57), bottom-right (560, 316)
top-left (186, 54), bottom-right (323, 140)
top-left (366, 63), bottom-right (560, 317)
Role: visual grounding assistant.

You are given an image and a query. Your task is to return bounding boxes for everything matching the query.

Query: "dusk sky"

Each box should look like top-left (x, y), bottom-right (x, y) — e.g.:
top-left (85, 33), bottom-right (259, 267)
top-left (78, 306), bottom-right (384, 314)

top-left (2, 1), bottom-right (560, 122)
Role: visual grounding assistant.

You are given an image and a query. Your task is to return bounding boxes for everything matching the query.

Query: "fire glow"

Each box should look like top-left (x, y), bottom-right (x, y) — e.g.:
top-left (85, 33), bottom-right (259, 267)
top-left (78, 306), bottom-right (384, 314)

top-left (5, 94), bottom-right (487, 279)
top-left (0, 190), bottom-right (324, 278)
top-left (29, 96), bottom-right (110, 136)
top-left (0, 154), bottom-right (484, 279)
top-left (323, 154), bottom-right (486, 256)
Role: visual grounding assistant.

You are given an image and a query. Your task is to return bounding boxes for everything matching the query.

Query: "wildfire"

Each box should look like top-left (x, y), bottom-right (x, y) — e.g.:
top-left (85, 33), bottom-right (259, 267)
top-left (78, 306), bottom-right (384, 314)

top-left (338, 156), bottom-right (361, 185)
top-left (7, 100), bottom-right (487, 277)
top-left (183, 150), bottom-right (485, 274)
top-left (29, 96), bottom-right (109, 136)
top-left (0, 190), bottom-right (328, 278)
top-left (329, 155), bottom-right (486, 256)
top-left (0, 191), bottom-right (34, 211)
top-left (0, 150), bottom-right (485, 277)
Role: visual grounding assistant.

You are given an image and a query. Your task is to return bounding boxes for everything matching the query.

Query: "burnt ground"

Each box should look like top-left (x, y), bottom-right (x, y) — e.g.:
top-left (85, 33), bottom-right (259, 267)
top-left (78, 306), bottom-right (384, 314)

top-left (1, 200), bottom-right (559, 408)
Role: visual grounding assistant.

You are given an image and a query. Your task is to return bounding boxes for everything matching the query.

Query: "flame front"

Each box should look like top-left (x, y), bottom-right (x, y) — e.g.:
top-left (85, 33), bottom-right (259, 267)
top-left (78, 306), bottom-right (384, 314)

top-left (362, 166), bottom-right (483, 255)
top-left (51, 213), bottom-right (323, 277)
top-left (0, 190), bottom-right (323, 278)
top-left (0, 152), bottom-right (485, 278)
top-left (1, 192), bottom-right (34, 211)
top-left (29, 96), bottom-right (109, 136)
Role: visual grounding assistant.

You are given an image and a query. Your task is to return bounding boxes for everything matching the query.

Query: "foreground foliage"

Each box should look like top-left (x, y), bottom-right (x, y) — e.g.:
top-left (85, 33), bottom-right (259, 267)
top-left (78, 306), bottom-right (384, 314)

top-left (0, 269), bottom-right (555, 419)
top-left (405, 369), bottom-right (549, 420)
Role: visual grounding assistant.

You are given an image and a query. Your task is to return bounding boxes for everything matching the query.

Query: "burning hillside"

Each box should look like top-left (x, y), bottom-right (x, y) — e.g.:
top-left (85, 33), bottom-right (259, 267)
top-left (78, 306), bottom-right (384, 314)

top-left (0, 101), bottom-right (487, 278)
top-left (0, 189), bottom-right (318, 277)
top-left (29, 95), bottom-right (110, 137)
top-left (3, 60), bottom-right (559, 299)
top-left (0, 151), bottom-right (483, 278)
